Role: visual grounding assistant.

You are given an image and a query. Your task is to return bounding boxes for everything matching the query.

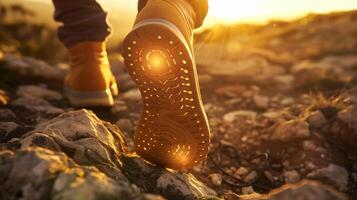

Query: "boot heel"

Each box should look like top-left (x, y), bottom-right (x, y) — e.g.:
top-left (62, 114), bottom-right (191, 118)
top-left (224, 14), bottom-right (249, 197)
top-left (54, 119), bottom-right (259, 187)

top-left (64, 86), bottom-right (115, 106)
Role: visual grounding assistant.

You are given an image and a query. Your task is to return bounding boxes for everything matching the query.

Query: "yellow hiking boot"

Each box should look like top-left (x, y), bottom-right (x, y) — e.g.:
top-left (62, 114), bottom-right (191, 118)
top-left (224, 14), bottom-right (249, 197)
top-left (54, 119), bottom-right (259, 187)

top-left (64, 42), bottom-right (118, 106)
top-left (122, 0), bottom-right (210, 169)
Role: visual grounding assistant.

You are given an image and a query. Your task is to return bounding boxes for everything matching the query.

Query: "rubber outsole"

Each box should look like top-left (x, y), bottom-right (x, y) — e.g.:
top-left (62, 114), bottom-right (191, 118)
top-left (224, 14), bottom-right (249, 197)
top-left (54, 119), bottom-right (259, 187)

top-left (64, 83), bottom-right (118, 107)
top-left (122, 19), bottom-right (210, 169)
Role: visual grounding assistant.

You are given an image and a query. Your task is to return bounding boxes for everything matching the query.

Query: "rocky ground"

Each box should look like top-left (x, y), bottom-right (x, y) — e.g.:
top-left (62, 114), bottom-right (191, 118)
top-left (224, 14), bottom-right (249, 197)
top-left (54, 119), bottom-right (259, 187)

top-left (0, 9), bottom-right (357, 200)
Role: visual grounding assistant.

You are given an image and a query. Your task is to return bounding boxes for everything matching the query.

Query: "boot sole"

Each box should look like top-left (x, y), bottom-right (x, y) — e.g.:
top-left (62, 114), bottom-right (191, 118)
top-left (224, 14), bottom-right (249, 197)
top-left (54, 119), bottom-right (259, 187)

top-left (64, 83), bottom-right (118, 107)
top-left (122, 19), bottom-right (210, 169)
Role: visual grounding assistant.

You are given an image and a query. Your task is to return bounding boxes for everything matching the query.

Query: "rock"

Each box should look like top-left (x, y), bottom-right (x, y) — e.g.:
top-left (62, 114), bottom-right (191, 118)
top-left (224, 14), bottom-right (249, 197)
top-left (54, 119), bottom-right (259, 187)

top-left (20, 109), bottom-right (127, 181)
top-left (281, 97), bottom-right (295, 105)
top-left (116, 73), bottom-right (136, 90)
top-left (273, 75), bottom-right (295, 88)
top-left (306, 162), bottom-right (317, 171)
top-left (0, 147), bottom-right (138, 200)
top-left (12, 95), bottom-right (65, 115)
top-left (244, 171), bottom-right (258, 183)
top-left (17, 85), bottom-right (63, 100)
top-left (116, 119), bottom-right (134, 133)
top-left (307, 110), bottom-right (327, 129)
top-left (136, 194), bottom-right (167, 200)
top-left (0, 108), bottom-right (16, 120)
top-left (122, 89), bottom-right (141, 101)
top-left (307, 164), bottom-right (349, 191)
top-left (270, 119), bottom-right (310, 142)
top-left (262, 111), bottom-right (282, 119)
top-left (240, 180), bottom-right (348, 200)
top-left (241, 186), bottom-right (255, 195)
top-left (253, 95), bottom-right (269, 109)
top-left (223, 110), bottom-right (257, 122)
top-left (235, 167), bottom-right (249, 176)
top-left (284, 170), bottom-right (300, 184)
top-left (116, 119), bottom-right (135, 151)
top-left (157, 173), bottom-right (217, 199)
top-left (264, 170), bottom-right (276, 183)
top-left (329, 105), bottom-right (357, 151)
top-left (0, 122), bottom-right (19, 136)
top-left (337, 105), bottom-right (357, 133)
top-left (199, 74), bottom-right (213, 84)
top-left (121, 155), bottom-right (217, 200)
top-left (3, 54), bottom-right (67, 80)
top-left (215, 85), bottom-right (247, 98)
top-left (209, 173), bottom-right (222, 186)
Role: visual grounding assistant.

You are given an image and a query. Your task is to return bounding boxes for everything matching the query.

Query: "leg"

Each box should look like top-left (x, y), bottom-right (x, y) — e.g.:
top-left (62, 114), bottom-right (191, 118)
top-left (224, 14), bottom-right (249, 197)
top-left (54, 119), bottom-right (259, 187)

top-left (52, 0), bottom-right (118, 106)
top-left (52, 0), bottom-right (111, 48)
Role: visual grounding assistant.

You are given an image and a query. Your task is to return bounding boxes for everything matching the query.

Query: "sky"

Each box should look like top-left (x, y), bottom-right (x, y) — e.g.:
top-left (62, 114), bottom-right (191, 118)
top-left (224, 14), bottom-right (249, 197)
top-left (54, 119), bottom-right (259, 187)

top-left (96, 0), bottom-right (357, 25)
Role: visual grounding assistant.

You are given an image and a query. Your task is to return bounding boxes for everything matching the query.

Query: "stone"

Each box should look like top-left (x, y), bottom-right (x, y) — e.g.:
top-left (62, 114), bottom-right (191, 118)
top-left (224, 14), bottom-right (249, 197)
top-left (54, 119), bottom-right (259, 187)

top-left (20, 109), bottom-right (127, 181)
top-left (240, 180), bottom-right (348, 200)
top-left (122, 89), bottom-right (141, 101)
top-left (307, 164), bottom-right (349, 191)
top-left (215, 85), bottom-right (247, 98)
top-left (262, 111), bottom-right (282, 119)
top-left (209, 173), bottom-right (222, 186)
top-left (337, 105), bottom-right (357, 131)
top-left (270, 119), bottom-right (310, 142)
top-left (264, 170), bottom-right (275, 183)
top-left (0, 147), bottom-right (138, 200)
top-left (235, 167), bottom-right (249, 176)
top-left (17, 85), bottom-right (63, 100)
top-left (253, 95), bottom-right (269, 109)
top-left (223, 110), bottom-right (257, 122)
top-left (244, 171), bottom-right (258, 183)
top-left (307, 110), bottom-right (327, 129)
top-left (116, 119), bottom-right (134, 133)
top-left (329, 105), bottom-right (357, 150)
top-left (12, 96), bottom-right (64, 115)
top-left (241, 186), bottom-right (255, 195)
top-left (281, 97), bottom-right (295, 105)
top-left (0, 108), bottom-right (16, 120)
top-left (3, 54), bottom-right (67, 80)
top-left (273, 75), bottom-right (295, 87)
top-left (199, 74), bottom-right (213, 84)
top-left (121, 155), bottom-right (217, 200)
top-left (0, 122), bottom-right (19, 136)
top-left (284, 170), bottom-right (300, 184)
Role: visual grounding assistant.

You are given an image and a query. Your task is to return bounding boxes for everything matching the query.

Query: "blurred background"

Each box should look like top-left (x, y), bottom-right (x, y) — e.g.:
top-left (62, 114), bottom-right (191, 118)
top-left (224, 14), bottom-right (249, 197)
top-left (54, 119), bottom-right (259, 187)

top-left (1, 0), bottom-right (357, 199)
top-left (1, 0), bottom-right (357, 62)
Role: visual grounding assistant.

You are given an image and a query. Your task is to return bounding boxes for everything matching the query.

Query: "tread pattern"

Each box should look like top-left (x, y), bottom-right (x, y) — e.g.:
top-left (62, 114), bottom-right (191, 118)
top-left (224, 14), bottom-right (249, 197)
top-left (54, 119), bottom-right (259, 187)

top-left (122, 24), bottom-right (210, 169)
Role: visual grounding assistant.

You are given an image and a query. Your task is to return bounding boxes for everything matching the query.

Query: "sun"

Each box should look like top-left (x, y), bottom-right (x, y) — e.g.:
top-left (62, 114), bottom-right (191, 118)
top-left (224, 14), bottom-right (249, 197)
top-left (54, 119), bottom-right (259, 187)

top-left (208, 0), bottom-right (261, 23)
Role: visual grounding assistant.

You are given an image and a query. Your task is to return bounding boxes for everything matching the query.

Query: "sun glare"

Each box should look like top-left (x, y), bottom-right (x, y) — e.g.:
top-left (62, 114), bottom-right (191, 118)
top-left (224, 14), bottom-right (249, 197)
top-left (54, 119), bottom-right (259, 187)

top-left (208, 0), bottom-right (260, 23)
top-left (206, 0), bottom-right (357, 25)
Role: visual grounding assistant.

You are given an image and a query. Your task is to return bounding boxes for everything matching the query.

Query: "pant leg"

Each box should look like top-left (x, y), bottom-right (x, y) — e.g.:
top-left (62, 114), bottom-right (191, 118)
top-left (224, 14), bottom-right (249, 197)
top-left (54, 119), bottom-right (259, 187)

top-left (52, 0), bottom-right (111, 48)
top-left (137, 0), bottom-right (208, 28)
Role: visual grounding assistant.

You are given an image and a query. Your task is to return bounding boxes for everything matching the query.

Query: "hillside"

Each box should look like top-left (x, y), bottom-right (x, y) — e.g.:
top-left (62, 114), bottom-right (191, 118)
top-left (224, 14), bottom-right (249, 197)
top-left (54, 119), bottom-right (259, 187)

top-left (0, 6), bottom-right (357, 200)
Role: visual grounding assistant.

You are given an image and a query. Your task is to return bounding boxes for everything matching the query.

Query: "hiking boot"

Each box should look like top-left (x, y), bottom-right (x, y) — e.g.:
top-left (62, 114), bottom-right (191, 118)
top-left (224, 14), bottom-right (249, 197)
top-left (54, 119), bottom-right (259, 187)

top-left (122, 0), bottom-right (210, 169)
top-left (64, 42), bottom-right (118, 106)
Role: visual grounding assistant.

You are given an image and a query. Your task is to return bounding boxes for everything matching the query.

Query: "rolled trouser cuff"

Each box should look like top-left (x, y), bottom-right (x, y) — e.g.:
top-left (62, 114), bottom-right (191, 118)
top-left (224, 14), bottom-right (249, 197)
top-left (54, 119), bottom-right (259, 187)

top-left (52, 0), bottom-right (112, 48)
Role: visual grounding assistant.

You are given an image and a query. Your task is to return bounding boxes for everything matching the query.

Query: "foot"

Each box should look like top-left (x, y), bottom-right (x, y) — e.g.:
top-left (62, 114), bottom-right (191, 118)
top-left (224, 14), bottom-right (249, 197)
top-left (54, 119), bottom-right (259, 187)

top-left (64, 42), bottom-right (118, 106)
top-left (122, 0), bottom-right (210, 169)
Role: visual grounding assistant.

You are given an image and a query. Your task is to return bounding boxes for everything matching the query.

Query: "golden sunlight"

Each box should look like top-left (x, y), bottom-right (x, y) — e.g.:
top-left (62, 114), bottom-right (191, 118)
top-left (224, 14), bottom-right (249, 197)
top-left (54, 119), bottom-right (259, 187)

top-left (206, 0), bottom-right (357, 24)
top-left (208, 0), bottom-right (260, 23)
